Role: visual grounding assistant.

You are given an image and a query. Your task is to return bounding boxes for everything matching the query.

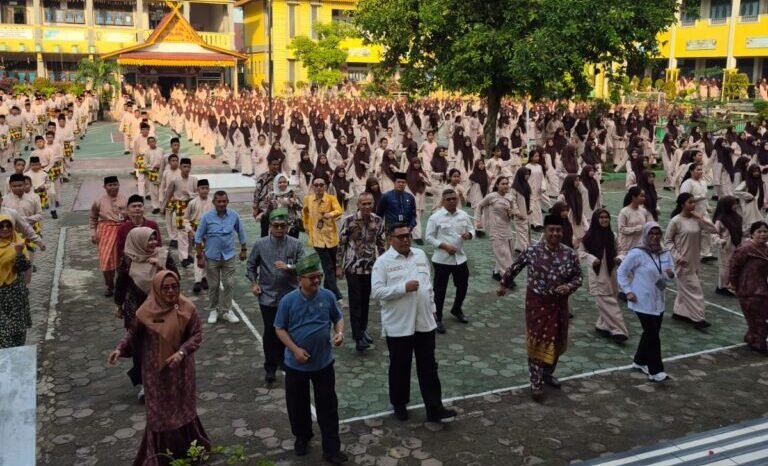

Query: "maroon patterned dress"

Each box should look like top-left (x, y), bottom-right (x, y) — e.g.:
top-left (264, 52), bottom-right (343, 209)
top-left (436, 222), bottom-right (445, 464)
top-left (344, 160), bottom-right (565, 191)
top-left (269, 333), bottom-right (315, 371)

top-left (117, 309), bottom-right (210, 465)
top-left (729, 241), bottom-right (768, 353)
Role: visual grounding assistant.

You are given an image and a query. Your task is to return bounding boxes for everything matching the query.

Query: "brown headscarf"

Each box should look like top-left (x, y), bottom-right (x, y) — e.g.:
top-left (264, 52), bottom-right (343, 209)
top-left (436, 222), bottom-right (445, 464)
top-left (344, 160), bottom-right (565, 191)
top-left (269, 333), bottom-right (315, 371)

top-left (136, 271), bottom-right (195, 365)
top-left (124, 227), bottom-right (168, 294)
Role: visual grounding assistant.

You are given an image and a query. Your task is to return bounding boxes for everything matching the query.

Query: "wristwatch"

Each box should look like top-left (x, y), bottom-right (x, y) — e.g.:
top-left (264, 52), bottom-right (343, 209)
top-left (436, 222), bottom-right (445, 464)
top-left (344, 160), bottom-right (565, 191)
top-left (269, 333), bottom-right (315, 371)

top-left (178, 350), bottom-right (185, 357)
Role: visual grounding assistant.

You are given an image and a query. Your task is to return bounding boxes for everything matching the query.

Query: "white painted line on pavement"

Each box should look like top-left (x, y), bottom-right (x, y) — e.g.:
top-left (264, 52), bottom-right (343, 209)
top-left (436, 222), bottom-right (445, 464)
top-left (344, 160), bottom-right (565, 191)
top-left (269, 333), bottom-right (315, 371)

top-left (339, 342), bottom-right (746, 424)
top-left (666, 287), bottom-right (744, 318)
top-left (45, 227), bottom-right (67, 341)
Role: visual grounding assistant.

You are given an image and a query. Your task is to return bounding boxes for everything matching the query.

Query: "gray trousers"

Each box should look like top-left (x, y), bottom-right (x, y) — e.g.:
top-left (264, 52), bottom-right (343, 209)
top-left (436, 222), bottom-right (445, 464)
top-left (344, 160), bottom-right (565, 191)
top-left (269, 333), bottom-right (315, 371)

top-left (205, 256), bottom-right (237, 312)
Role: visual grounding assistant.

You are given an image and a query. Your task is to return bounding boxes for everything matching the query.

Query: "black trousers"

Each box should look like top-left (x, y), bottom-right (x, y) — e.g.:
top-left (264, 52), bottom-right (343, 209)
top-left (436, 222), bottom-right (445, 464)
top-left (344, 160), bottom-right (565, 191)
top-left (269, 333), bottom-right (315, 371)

top-left (634, 312), bottom-right (664, 375)
top-left (284, 362), bottom-right (341, 455)
top-left (259, 304), bottom-right (284, 373)
top-left (432, 262), bottom-right (470, 321)
top-left (346, 273), bottom-right (372, 340)
top-left (315, 247), bottom-right (341, 300)
top-left (260, 214), bottom-right (269, 238)
top-left (386, 331), bottom-right (444, 417)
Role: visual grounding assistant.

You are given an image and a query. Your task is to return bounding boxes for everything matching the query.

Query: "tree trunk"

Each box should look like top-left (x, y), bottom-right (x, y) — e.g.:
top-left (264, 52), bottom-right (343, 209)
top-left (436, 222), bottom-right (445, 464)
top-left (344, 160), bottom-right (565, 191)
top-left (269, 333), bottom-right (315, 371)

top-left (483, 85), bottom-right (502, 155)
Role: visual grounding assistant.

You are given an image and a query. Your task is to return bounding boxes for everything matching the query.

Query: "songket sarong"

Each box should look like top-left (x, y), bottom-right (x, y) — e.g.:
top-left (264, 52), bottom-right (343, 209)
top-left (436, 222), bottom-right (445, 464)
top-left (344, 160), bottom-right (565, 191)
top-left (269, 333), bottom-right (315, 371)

top-left (97, 222), bottom-right (121, 271)
top-left (525, 290), bottom-right (569, 365)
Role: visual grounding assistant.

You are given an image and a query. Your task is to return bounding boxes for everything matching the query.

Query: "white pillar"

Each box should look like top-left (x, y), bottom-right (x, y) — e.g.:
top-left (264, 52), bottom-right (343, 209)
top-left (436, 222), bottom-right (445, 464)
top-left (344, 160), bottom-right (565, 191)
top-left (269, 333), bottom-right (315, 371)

top-left (667, 0), bottom-right (682, 70)
top-left (183, 1), bottom-right (191, 21)
top-left (726, 0), bottom-right (741, 69)
top-left (227, 3), bottom-right (235, 49)
top-left (135, 0), bottom-right (144, 30)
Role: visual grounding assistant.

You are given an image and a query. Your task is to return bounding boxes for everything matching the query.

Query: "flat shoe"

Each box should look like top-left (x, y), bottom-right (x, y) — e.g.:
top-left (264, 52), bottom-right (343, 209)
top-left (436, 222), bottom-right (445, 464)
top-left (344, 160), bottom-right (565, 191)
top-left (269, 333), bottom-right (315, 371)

top-left (543, 375), bottom-right (561, 389)
top-left (426, 408), bottom-right (457, 422)
top-left (435, 321), bottom-right (446, 334)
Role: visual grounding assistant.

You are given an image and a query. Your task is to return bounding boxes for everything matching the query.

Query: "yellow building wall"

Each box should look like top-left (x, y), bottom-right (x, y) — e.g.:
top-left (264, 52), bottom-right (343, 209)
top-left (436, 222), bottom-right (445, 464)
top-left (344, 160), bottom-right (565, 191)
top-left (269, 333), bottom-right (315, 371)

top-left (242, 0), bottom-right (383, 92)
top-left (656, 16), bottom-right (768, 61)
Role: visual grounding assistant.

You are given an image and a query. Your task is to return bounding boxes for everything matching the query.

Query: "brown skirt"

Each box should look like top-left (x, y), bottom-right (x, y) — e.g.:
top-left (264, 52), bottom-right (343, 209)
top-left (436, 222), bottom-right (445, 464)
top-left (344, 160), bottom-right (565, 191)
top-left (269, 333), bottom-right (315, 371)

top-left (739, 297), bottom-right (768, 352)
top-left (525, 290), bottom-right (570, 365)
top-left (133, 416), bottom-right (210, 466)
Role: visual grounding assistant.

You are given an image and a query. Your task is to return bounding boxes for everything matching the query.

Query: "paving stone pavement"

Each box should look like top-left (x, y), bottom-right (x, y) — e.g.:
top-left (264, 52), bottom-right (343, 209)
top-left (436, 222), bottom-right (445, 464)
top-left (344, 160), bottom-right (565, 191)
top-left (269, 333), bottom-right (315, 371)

top-left (30, 125), bottom-right (768, 465)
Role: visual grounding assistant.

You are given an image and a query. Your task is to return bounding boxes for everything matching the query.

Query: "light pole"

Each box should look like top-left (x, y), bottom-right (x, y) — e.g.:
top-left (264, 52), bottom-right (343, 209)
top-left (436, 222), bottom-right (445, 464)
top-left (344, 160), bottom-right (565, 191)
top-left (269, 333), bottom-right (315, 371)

top-left (267, 0), bottom-right (273, 143)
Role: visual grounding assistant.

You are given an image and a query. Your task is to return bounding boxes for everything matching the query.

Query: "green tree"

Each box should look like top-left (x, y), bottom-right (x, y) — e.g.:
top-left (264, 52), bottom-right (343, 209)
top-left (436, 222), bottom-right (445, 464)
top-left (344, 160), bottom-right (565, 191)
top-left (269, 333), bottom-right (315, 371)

top-left (288, 22), bottom-right (357, 89)
top-left (355, 0), bottom-right (679, 149)
top-left (74, 57), bottom-right (118, 113)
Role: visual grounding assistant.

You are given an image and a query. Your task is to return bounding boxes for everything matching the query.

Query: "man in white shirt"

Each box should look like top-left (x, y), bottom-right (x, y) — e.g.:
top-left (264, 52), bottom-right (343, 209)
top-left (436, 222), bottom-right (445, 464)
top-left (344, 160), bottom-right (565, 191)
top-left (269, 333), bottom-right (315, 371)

top-left (425, 188), bottom-right (476, 333)
top-left (370, 222), bottom-right (456, 423)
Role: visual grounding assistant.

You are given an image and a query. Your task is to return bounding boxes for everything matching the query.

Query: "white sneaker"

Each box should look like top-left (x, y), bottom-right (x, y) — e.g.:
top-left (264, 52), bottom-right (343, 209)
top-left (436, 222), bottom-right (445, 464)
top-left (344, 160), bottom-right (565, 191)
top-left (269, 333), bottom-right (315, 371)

top-left (207, 310), bottom-right (219, 324)
top-left (137, 384), bottom-right (145, 402)
top-left (632, 363), bottom-right (649, 375)
top-left (222, 310), bottom-right (240, 323)
top-left (648, 371), bottom-right (669, 382)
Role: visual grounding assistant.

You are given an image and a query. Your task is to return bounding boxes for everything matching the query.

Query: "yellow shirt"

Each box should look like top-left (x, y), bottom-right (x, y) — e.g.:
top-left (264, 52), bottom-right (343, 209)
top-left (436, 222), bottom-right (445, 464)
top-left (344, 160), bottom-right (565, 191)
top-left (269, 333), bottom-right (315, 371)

top-left (302, 192), bottom-right (343, 248)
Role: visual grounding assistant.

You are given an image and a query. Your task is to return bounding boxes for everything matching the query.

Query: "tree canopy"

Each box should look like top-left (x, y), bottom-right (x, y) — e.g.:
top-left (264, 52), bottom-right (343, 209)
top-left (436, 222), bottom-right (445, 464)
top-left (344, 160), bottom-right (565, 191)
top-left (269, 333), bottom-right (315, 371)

top-left (288, 22), bottom-right (357, 89)
top-left (355, 0), bottom-right (680, 146)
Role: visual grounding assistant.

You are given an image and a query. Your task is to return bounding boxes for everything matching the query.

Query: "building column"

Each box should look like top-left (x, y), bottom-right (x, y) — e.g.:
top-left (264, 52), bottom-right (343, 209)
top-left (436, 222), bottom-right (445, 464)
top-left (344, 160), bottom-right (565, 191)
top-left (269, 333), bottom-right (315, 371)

top-left (36, 53), bottom-right (45, 79)
top-left (85, 0), bottom-right (94, 55)
top-left (183, 1), bottom-right (191, 21)
top-left (726, 0), bottom-right (741, 69)
top-left (227, 3), bottom-right (235, 49)
top-left (232, 64), bottom-right (239, 96)
top-left (135, 0), bottom-right (144, 30)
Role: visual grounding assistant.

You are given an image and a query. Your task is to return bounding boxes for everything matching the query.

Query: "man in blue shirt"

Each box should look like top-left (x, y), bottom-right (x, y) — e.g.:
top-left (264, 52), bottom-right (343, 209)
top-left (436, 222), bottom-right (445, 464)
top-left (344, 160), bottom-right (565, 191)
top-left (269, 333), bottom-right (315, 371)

top-left (195, 190), bottom-right (248, 325)
top-left (275, 254), bottom-right (346, 464)
top-left (376, 172), bottom-right (420, 243)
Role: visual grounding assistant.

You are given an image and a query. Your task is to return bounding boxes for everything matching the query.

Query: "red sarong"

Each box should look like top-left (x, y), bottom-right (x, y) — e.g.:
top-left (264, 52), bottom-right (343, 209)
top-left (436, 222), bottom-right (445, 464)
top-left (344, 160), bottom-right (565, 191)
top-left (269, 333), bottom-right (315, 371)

top-left (97, 222), bottom-right (121, 271)
top-left (525, 290), bottom-right (570, 365)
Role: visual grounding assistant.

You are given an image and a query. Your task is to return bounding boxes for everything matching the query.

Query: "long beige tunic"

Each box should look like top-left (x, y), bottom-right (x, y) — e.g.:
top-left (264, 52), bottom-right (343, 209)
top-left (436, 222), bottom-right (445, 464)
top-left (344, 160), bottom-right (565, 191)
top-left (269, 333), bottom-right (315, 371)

top-left (475, 192), bottom-right (514, 273)
top-left (664, 215), bottom-right (717, 322)
top-left (617, 205), bottom-right (654, 255)
top-left (579, 243), bottom-right (628, 336)
top-left (526, 162), bottom-right (545, 227)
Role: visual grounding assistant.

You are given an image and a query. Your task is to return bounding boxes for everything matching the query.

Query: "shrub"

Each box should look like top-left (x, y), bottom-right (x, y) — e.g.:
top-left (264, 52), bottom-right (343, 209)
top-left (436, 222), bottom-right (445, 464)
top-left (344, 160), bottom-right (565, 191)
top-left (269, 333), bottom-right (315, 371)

top-left (722, 71), bottom-right (749, 100)
top-left (654, 78), bottom-right (665, 91)
top-left (640, 77), bottom-right (652, 91)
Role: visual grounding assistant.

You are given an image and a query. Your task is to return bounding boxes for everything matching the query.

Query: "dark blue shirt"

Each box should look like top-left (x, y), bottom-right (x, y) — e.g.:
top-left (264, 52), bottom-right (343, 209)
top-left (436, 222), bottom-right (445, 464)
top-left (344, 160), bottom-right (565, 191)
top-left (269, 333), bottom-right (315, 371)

top-left (274, 287), bottom-right (343, 372)
top-left (194, 208), bottom-right (247, 261)
top-left (376, 189), bottom-right (417, 228)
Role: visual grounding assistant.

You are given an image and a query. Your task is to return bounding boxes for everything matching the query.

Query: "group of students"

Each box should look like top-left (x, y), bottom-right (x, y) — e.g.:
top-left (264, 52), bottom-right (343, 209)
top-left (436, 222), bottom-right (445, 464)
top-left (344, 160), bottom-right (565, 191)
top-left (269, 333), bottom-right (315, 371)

top-left (0, 89), bottom-right (99, 348)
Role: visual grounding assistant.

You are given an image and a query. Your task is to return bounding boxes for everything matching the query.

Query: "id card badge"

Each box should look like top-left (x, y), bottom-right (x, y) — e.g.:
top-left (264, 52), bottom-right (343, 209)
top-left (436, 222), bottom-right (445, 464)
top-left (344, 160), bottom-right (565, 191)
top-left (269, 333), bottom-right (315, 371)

top-left (398, 214), bottom-right (404, 222)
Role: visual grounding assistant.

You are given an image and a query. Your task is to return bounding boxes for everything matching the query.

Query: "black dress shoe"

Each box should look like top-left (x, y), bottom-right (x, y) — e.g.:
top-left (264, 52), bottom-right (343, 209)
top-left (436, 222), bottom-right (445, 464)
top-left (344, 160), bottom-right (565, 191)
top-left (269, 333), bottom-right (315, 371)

top-left (594, 327), bottom-right (611, 338)
top-left (323, 451), bottom-right (348, 465)
top-left (51, 210), bottom-right (58, 219)
top-left (193, 282), bottom-right (202, 294)
top-left (363, 331), bottom-right (373, 344)
top-left (612, 334), bottom-right (628, 344)
top-left (693, 320), bottom-right (712, 330)
top-left (201, 278), bottom-right (209, 290)
top-left (543, 375), bottom-right (561, 388)
top-left (55, 201), bottom-right (60, 208)
top-left (672, 313), bottom-right (692, 323)
top-left (715, 287), bottom-right (735, 297)
top-left (355, 338), bottom-right (370, 352)
top-left (294, 437), bottom-right (309, 456)
top-left (393, 405), bottom-right (408, 421)
top-left (265, 370), bottom-right (277, 384)
top-left (435, 321), bottom-right (446, 334)
top-left (427, 408), bottom-right (457, 422)
top-left (451, 310), bottom-right (469, 323)
top-left (104, 288), bottom-right (114, 297)
top-left (231, 169), bottom-right (238, 173)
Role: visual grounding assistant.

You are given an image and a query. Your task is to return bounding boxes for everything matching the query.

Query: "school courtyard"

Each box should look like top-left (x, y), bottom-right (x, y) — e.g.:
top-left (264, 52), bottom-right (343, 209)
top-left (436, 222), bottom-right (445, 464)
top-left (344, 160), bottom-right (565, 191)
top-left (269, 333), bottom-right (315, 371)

top-left (18, 122), bottom-right (768, 465)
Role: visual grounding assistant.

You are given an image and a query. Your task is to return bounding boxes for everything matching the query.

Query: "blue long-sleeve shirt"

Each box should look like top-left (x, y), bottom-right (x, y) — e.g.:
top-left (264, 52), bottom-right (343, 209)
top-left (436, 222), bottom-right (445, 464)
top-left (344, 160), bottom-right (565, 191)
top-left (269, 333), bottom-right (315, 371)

top-left (376, 189), bottom-right (417, 228)
top-left (194, 208), bottom-right (247, 261)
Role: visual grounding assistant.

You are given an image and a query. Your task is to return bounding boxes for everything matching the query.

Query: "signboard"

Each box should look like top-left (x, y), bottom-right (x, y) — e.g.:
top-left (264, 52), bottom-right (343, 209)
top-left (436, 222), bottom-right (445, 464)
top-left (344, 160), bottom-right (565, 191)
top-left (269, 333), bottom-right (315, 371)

top-left (42, 29), bottom-right (86, 41)
top-left (746, 37), bottom-right (768, 49)
top-left (347, 48), bottom-right (371, 57)
top-left (0, 28), bottom-right (33, 40)
top-left (685, 39), bottom-right (716, 51)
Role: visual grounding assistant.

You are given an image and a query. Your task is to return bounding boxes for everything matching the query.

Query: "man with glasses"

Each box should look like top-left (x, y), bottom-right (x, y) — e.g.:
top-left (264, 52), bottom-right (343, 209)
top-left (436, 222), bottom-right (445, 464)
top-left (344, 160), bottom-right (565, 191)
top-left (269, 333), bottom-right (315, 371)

top-left (247, 208), bottom-right (305, 384)
top-left (336, 192), bottom-right (386, 351)
top-left (274, 254), bottom-right (346, 464)
top-left (195, 190), bottom-right (247, 325)
top-left (302, 176), bottom-right (344, 303)
top-left (371, 223), bottom-right (456, 423)
top-left (425, 188), bottom-right (475, 334)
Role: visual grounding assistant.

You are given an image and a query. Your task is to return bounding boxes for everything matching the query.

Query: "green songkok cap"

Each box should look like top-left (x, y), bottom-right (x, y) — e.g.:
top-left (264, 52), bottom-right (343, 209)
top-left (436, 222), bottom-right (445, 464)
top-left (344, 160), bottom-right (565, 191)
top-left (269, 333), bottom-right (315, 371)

top-left (295, 254), bottom-right (321, 276)
top-left (269, 207), bottom-right (290, 222)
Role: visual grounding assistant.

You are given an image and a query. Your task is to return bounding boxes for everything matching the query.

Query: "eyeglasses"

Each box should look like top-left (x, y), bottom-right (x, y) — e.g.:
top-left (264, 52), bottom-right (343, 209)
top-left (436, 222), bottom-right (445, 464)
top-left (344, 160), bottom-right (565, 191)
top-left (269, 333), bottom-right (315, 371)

top-left (313, 183), bottom-right (325, 187)
top-left (271, 222), bottom-right (288, 229)
top-left (301, 273), bottom-right (323, 281)
top-left (391, 233), bottom-right (412, 241)
top-left (160, 283), bottom-right (180, 291)
top-left (0, 223), bottom-right (12, 230)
